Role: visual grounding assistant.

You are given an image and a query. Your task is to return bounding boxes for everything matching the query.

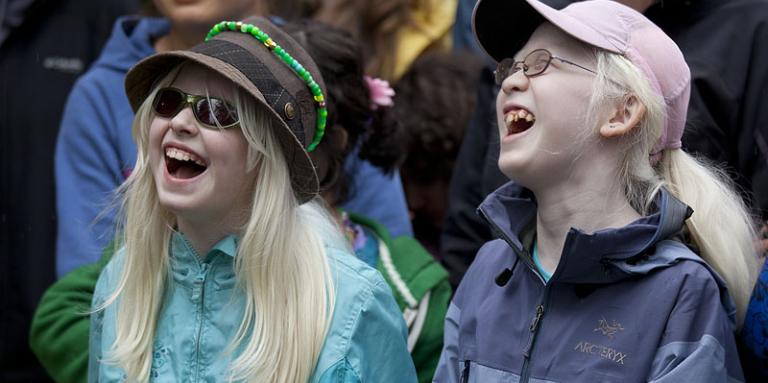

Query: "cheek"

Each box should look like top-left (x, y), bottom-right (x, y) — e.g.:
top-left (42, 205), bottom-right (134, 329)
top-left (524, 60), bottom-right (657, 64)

top-left (213, 132), bottom-right (252, 182)
top-left (495, 90), bottom-right (505, 119)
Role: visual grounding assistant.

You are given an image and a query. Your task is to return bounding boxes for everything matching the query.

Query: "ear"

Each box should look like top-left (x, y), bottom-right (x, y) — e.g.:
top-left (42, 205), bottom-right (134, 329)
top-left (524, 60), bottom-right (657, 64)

top-left (599, 94), bottom-right (647, 138)
top-left (333, 126), bottom-right (349, 150)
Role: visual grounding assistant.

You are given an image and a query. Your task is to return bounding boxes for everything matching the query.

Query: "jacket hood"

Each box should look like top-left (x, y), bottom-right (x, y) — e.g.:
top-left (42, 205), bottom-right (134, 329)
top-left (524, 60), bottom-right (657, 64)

top-left (93, 16), bottom-right (169, 73)
top-left (478, 182), bottom-right (696, 285)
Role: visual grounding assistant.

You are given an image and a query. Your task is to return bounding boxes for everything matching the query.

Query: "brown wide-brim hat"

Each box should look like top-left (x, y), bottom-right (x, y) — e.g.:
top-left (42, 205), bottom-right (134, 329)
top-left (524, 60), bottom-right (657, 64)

top-left (125, 16), bottom-right (326, 204)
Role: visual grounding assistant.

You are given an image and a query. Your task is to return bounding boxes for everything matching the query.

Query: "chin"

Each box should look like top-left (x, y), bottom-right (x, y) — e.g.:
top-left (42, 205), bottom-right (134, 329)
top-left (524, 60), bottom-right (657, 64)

top-left (499, 154), bottom-right (530, 177)
top-left (157, 195), bottom-right (194, 217)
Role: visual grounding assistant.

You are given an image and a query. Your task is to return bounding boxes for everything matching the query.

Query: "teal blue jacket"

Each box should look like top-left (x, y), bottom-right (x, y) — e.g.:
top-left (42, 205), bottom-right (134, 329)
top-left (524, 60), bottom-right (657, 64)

top-left (88, 233), bottom-right (417, 382)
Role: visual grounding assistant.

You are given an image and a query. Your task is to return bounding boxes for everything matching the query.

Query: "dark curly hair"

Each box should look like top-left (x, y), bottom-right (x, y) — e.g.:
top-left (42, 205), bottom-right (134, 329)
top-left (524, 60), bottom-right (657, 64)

top-left (282, 19), bottom-right (405, 206)
top-left (395, 52), bottom-right (482, 186)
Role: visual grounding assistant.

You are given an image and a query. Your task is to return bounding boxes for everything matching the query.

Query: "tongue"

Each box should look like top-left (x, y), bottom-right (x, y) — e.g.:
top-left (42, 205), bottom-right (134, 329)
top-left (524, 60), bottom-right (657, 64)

top-left (174, 163), bottom-right (204, 179)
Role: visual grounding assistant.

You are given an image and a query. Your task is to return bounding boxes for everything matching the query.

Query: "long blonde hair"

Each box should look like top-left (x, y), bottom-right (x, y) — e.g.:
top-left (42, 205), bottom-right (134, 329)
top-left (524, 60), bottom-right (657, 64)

top-left (589, 50), bottom-right (759, 327)
top-left (100, 64), bottom-right (338, 382)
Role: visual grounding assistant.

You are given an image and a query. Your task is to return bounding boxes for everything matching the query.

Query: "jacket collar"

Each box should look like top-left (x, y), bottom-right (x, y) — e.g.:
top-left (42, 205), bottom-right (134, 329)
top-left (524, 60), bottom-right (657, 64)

top-left (478, 182), bottom-right (694, 284)
top-left (170, 231), bottom-right (238, 265)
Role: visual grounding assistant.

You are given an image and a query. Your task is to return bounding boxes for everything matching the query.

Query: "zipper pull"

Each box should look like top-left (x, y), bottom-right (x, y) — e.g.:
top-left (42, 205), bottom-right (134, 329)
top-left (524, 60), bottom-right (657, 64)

top-left (460, 360), bottom-right (470, 383)
top-left (191, 263), bottom-right (210, 301)
top-left (529, 304), bottom-right (544, 332)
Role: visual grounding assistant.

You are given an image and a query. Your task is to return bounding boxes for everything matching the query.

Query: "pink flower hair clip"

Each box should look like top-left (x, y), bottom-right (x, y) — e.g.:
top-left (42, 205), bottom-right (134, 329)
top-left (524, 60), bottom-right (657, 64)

top-left (364, 75), bottom-right (395, 110)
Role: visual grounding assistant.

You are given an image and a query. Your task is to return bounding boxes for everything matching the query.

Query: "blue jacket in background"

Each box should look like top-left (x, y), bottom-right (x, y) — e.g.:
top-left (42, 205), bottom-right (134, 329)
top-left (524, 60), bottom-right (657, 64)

top-left (89, 233), bottom-right (417, 382)
top-left (741, 257), bottom-right (768, 379)
top-left (434, 182), bottom-right (744, 382)
top-left (55, 16), bottom-right (413, 278)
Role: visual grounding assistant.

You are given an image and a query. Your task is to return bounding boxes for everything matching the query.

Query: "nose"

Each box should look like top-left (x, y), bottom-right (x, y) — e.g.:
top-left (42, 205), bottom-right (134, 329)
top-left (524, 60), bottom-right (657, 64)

top-left (500, 68), bottom-right (529, 95)
top-left (168, 106), bottom-right (199, 136)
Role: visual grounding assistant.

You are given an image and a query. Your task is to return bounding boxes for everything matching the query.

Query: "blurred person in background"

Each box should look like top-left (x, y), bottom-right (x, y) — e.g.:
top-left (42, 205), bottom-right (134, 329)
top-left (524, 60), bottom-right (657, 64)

top-left (0, 0), bottom-right (139, 380)
top-left (313, 0), bottom-right (457, 83)
top-left (394, 52), bottom-right (481, 257)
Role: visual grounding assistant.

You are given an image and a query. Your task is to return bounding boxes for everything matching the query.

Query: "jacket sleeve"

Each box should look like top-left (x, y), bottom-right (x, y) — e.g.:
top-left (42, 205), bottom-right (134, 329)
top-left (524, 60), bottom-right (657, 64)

top-left (30, 246), bottom-right (113, 383)
top-left (440, 68), bottom-right (507, 290)
top-left (343, 277), bottom-right (418, 383)
top-left (432, 301), bottom-right (461, 383)
top-left (55, 74), bottom-right (126, 278)
top-left (647, 268), bottom-right (745, 383)
top-left (740, 257), bottom-right (768, 380)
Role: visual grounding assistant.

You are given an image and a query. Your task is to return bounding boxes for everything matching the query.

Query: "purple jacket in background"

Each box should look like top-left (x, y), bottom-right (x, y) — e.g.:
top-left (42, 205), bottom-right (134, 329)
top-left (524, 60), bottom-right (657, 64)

top-left (434, 182), bottom-right (743, 382)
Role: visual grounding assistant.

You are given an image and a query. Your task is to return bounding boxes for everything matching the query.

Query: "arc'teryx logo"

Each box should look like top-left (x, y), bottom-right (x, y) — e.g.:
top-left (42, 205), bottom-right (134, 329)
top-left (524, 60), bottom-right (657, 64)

top-left (594, 317), bottom-right (624, 339)
top-left (574, 341), bottom-right (628, 365)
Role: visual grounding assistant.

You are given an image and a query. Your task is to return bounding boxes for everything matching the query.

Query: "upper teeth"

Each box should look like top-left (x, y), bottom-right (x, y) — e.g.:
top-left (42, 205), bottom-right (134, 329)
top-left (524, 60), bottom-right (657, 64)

top-left (505, 109), bottom-right (535, 125)
top-left (166, 147), bottom-right (205, 166)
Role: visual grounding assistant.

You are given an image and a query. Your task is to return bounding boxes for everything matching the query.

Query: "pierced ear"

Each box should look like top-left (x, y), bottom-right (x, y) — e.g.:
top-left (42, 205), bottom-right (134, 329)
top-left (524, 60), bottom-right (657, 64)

top-left (599, 94), bottom-right (647, 138)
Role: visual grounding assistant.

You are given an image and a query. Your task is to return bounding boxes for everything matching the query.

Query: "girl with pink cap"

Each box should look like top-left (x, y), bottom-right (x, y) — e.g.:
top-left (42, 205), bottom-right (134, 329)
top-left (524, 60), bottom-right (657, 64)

top-left (434, 0), bottom-right (760, 382)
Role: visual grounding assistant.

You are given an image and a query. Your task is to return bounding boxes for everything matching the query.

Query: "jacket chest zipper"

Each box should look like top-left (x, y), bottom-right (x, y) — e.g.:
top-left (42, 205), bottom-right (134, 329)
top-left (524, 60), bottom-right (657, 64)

top-left (460, 360), bottom-right (470, 383)
top-left (478, 208), bottom-right (545, 284)
top-left (193, 263), bottom-right (211, 382)
top-left (520, 290), bottom-right (549, 383)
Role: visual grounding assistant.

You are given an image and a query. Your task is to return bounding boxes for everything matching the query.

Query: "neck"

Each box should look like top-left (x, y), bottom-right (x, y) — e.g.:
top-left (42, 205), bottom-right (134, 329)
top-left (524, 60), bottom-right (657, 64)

top-left (176, 218), bottom-right (235, 257)
top-left (530, 161), bottom-right (641, 274)
top-left (154, 25), bottom-right (207, 52)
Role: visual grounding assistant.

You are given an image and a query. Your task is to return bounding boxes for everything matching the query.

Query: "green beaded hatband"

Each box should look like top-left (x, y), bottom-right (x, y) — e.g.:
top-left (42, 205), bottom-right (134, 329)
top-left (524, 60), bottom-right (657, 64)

top-left (125, 16), bottom-right (329, 204)
top-left (206, 20), bottom-right (328, 152)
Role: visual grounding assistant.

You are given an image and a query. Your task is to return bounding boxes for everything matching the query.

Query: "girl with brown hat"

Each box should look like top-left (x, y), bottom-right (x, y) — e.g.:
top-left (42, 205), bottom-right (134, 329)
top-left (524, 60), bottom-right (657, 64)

top-left (88, 17), bottom-right (417, 382)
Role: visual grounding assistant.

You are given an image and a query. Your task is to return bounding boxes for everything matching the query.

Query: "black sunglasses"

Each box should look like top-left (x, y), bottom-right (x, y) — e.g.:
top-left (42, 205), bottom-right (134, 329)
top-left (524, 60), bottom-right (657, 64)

top-left (152, 87), bottom-right (239, 128)
top-left (494, 48), bottom-right (597, 86)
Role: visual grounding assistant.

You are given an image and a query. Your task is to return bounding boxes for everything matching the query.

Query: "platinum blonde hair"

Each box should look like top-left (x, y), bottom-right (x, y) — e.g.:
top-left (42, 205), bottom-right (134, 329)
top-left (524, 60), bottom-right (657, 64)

top-left (100, 64), bottom-right (340, 382)
top-left (588, 50), bottom-right (759, 327)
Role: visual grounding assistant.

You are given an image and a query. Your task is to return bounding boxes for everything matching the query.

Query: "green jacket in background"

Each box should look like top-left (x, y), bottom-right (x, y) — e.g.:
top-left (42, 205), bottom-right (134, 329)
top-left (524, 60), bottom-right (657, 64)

top-left (29, 246), bottom-right (112, 383)
top-left (349, 213), bottom-right (451, 383)
top-left (29, 215), bottom-right (450, 383)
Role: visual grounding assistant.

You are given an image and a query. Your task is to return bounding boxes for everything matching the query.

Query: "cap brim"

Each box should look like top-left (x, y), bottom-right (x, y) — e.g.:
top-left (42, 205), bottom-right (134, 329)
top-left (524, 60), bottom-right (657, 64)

top-left (472, 0), bottom-right (620, 62)
top-left (473, 0), bottom-right (543, 62)
top-left (125, 51), bottom-right (318, 203)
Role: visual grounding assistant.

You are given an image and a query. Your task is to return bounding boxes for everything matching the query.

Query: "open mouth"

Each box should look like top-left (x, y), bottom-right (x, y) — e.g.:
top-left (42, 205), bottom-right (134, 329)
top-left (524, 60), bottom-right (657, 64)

top-left (165, 147), bottom-right (207, 179)
top-left (504, 108), bottom-right (536, 135)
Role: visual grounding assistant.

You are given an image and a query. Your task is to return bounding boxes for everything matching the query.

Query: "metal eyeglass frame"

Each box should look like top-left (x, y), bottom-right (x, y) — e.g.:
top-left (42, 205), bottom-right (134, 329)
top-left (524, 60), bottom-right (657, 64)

top-left (494, 48), bottom-right (597, 86)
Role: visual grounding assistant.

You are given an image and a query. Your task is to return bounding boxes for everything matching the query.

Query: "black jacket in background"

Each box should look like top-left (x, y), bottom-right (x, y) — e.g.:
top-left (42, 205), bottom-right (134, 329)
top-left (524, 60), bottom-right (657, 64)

top-left (647, 0), bottom-right (768, 218)
top-left (0, 0), bottom-right (139, 380)
top-left (442, 0), bottom-right (768, 290)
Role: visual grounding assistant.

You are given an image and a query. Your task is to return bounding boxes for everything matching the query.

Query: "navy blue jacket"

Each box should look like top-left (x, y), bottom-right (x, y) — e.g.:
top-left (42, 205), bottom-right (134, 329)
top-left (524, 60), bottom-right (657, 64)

top-left (434, 182), bottom-right (744, 382)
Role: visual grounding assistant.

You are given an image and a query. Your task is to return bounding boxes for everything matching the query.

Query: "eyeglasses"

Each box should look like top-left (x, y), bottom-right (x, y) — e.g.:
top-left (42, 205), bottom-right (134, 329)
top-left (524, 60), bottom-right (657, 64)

top-left (152, 87), bottom-right (239, 128)
top-left (494, 48), bottom-right (596, 85)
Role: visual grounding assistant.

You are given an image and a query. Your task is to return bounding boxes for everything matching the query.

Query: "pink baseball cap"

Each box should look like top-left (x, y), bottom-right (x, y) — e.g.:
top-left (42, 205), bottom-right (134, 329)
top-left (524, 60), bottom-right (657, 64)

top-left (472, 0), bottom-right (691, 157)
